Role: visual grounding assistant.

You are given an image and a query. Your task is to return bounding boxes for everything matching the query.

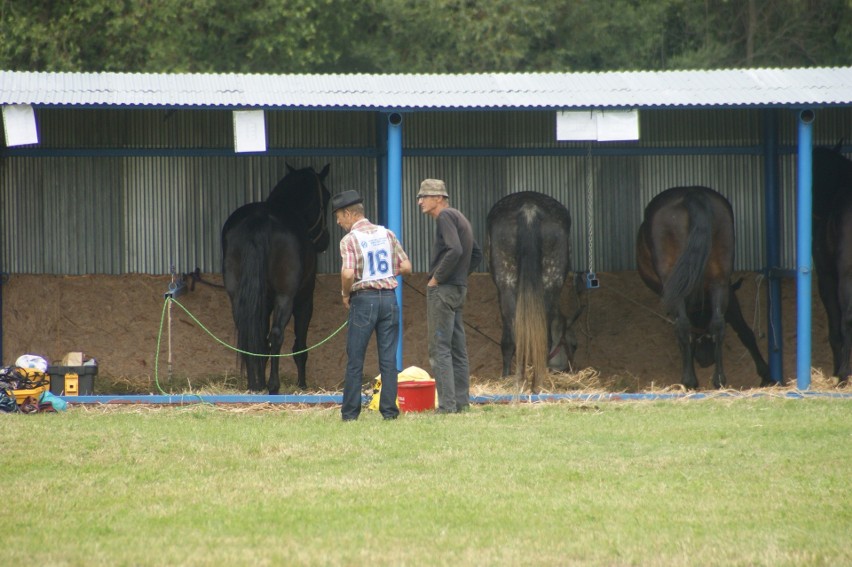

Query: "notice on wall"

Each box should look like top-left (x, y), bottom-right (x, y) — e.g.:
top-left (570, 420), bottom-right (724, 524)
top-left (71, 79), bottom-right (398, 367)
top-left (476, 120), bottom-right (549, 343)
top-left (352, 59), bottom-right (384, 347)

top-left (2, 104), bottom-right (39, 146)
top-left (233, 110), bottom-right (267, 153)
top-left (556, 109), bottom-right (639, 142)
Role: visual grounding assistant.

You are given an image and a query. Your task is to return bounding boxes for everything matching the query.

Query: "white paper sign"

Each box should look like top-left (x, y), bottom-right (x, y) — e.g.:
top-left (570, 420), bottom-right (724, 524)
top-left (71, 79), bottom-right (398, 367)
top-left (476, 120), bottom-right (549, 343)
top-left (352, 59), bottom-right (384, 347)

top-left (597, 110), bottom-right (640, 141)
top-left (2, 104), bottom-right (39, 146)
top-left (233, 110), bottom-right (267, 153)
top-left (556, 110), bottom-right (597, 141)
top-left (556, 110), bottom-right (639, 141)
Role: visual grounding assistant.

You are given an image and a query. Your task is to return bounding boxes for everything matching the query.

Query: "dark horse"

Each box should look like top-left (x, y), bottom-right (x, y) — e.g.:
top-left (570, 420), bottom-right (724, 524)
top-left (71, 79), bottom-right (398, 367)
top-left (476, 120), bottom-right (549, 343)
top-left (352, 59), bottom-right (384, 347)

top-left (636, 186), bottom-right (771, 389)
top-left (221, 164), bottom-right (331, 393)
top-left (487, 191), bottom-right (582, 393)
top-left (813, 143), bottom-right (852, 384)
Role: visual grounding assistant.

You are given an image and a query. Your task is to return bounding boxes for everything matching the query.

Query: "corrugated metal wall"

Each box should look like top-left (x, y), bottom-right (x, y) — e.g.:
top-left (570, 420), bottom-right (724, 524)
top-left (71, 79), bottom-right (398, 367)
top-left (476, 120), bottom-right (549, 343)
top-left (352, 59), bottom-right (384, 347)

top-left (2, 106), bottom-right (850, 275)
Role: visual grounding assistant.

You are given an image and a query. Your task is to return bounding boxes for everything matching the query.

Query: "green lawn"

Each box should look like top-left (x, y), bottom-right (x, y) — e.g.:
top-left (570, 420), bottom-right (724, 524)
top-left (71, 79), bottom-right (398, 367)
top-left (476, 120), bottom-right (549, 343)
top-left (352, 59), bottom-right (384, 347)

top-left (2, 398), bottom-right (849, 566)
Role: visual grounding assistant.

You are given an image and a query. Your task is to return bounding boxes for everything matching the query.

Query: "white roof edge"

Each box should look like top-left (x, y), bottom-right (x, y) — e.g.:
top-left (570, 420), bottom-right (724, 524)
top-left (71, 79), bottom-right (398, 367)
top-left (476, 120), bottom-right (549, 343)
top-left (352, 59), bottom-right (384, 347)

top-left (1, 67), bottom-right (851, 109)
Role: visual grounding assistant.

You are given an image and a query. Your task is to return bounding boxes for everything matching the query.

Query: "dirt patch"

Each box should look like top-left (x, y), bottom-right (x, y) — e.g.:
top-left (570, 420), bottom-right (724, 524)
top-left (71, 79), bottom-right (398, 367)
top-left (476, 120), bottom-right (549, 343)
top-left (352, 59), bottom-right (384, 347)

top-left (1, 271), bottom-right (836, 393)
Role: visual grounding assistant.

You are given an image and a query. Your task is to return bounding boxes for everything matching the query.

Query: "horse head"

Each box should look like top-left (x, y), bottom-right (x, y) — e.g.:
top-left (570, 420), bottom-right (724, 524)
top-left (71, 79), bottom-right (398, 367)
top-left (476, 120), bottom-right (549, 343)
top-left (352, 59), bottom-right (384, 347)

top-left (269, 163), bottom-right (332, 252)
top-left (547, 305), bottom-right (584, 372)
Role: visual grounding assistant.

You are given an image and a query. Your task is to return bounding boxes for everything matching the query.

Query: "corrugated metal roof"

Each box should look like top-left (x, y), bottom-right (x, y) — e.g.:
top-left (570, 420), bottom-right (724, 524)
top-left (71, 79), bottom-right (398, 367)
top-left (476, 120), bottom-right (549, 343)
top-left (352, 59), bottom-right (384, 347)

top-left (1, 67), bottom-right (851, 110)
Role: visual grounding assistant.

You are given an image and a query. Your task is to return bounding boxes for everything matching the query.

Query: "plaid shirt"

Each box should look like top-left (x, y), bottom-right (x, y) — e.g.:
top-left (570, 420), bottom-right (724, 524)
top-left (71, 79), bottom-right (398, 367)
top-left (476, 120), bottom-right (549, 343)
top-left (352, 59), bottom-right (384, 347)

top-left (340, 218), bottom-right (410, 292)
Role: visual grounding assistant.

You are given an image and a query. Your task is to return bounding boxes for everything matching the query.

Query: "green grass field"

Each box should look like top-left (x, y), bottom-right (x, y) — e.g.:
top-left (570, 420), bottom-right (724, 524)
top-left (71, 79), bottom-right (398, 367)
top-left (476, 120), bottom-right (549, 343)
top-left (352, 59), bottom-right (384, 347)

top-left (2, 398), bottom-right (849, 566)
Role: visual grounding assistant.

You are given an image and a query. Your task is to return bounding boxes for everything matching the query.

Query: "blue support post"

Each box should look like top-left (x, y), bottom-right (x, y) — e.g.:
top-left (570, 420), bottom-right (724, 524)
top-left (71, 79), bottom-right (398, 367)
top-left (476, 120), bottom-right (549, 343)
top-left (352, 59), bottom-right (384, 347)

top-left (796, 110), bottom-right (815, 390)
top-left (386, 112), bottom-right (404, 370)
top-left (376, 113), bottom-right (389, 225)
top-left (762, 109), bottom-right (783, 383)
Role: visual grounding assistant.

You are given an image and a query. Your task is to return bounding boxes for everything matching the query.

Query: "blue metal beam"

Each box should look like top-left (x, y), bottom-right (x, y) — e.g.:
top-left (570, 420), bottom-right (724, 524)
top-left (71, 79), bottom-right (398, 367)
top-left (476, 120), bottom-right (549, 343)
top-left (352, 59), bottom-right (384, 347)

top-left (796, 110), bottom-right (815, 390)
top-left (8, 144), bottom-right (849, 160)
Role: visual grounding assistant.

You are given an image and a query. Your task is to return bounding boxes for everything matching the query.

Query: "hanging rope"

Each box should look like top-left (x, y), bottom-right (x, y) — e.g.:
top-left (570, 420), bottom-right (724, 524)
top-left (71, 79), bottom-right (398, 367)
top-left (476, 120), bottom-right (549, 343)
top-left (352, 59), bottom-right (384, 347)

top-left (586, 142), bottom-right (595, 277)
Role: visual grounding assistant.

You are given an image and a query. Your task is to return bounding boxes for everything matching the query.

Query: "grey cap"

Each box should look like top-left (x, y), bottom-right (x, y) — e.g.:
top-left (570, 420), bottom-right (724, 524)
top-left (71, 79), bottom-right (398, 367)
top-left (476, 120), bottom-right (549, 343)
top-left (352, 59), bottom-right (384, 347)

top-left (331, 190), bottom-right (363, 212)
top-left (417, 179), bottom-right (449, 198)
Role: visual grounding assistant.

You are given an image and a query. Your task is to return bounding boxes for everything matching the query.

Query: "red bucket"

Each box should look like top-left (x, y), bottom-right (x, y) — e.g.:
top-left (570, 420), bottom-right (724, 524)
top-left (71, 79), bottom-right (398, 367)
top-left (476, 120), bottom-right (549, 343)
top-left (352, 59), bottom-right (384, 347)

top-left (397, 380), bottom-right (436, 412)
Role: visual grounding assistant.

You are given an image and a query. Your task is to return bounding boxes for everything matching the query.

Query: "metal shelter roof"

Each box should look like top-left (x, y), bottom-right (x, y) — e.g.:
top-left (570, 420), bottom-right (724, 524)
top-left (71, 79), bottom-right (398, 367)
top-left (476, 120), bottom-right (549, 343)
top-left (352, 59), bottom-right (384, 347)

top-left (1, 67), bottom-right (851, 110)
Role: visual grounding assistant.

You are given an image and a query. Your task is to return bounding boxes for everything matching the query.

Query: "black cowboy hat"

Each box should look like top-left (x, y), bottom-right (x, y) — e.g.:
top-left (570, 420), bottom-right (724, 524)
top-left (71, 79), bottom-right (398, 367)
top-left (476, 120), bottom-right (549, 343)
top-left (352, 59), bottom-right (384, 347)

top-left (331, 190), bottom-right (363, 212)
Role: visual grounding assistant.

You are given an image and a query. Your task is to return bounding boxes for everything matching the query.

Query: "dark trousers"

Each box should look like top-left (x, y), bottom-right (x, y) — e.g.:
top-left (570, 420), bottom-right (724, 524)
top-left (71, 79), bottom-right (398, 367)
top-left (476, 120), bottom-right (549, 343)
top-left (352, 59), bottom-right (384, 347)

top-left (341, 289), bottom-right (400, 420)
top-left (426, 284), bottom-right (470, 412)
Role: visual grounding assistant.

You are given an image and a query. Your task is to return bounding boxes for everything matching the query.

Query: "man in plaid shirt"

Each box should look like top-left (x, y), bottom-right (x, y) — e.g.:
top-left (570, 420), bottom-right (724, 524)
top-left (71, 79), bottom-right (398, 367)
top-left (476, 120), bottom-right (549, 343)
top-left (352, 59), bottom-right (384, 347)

top-left (333, 189), bottom-right (412, 421)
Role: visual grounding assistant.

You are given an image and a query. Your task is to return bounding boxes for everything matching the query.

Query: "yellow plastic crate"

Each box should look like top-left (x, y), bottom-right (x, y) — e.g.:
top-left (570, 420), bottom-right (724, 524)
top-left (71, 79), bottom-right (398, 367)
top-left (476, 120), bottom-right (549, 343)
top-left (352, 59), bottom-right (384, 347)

top-left (12, 383), bottom-right (48, 405)
top-left (10, 368), bottom-right (49, 405)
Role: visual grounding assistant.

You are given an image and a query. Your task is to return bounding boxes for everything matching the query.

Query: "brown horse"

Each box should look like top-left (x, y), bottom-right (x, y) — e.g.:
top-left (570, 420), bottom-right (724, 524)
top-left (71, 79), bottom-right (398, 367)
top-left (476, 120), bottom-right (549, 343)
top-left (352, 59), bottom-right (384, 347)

top-left (487, 191), bottom-right (581, 393)
top-left (812, 144), bottom-right (852, 384)
top-left (636, 186), bottom-right (771, 389)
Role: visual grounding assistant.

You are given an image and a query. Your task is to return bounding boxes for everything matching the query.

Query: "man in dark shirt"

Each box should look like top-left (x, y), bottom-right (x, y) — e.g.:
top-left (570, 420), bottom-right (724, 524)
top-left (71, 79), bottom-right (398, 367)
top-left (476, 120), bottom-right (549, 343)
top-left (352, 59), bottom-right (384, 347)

top-left (418, 179), bottom-right (482, 413)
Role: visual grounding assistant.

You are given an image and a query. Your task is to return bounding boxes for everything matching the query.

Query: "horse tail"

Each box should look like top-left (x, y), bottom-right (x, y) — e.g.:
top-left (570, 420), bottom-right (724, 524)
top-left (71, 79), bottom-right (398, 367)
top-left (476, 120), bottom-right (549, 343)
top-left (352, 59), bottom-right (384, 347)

top-left (234, 231), bottom-right (270, 359)
top-left (662, 190), bottom-right (714, 313)
top-left (514, 206), bottom-right (549, 390)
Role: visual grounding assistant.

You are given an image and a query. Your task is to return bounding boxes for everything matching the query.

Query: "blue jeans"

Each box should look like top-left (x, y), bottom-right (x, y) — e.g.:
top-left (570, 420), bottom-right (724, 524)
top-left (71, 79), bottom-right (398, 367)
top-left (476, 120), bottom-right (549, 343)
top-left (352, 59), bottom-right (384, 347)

top-left (342, 289), bottom-right (400, 420)
top-left (426, 284), bottom-right (470, 412)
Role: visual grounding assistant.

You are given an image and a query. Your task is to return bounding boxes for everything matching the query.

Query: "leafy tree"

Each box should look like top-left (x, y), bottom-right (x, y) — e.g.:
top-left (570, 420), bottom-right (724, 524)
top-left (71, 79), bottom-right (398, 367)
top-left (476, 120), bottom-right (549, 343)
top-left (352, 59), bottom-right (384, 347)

top-left (0, 0), bottom-right (357, 72)
top-left (1, 0), bottom-right (850, 73)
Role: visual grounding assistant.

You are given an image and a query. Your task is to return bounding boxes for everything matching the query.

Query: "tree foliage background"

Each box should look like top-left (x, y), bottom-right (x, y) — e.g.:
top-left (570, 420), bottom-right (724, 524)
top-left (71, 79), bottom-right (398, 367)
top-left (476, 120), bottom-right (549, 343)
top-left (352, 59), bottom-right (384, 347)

top-left (2, 0), bottom-right (851, 73)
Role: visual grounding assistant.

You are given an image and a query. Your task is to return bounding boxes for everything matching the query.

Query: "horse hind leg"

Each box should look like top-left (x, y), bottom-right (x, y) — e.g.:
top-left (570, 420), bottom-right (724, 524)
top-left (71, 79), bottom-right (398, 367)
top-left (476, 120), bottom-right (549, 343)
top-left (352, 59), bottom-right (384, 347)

top-left (837, 278), bottom-right (852, 385)
top-left (816, 272), bottom-right (844, 378)
top-left (291, 294), bottom-right (314, 390)
top-left (708, 287), bottom-right (728, 389)
top-left (498, 293), bottom-right (516, 377)
top-left (238, 322), bottom-right (269, 393)
top-left (674, 303), bottom-right (699, 389)
top-left (709, 314), bottom-right (727, 389)
top-left (726, 291), bottom-right (774, 386)
top-left (267, 298), bottom-right (295, 395)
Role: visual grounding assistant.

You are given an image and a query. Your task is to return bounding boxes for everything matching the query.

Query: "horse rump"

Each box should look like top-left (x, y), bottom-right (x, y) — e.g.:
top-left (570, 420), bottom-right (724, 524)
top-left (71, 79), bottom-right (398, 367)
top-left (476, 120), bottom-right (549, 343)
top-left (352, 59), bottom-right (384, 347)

top-left (487, 191), bottom-right (575, 393)
top-left (637, 186), bottom-right (769, 389)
